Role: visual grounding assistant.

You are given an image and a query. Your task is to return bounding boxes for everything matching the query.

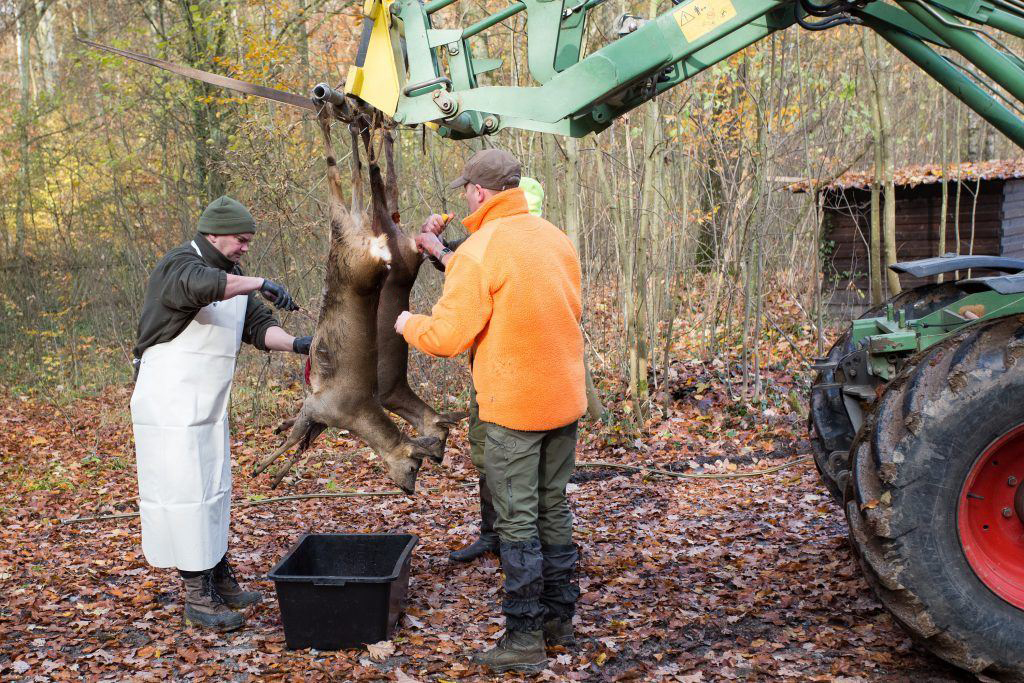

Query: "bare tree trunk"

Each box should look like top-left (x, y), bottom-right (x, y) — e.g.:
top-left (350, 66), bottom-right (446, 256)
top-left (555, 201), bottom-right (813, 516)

top-left (564, 136), bottom-right (605, 420)
top-left (296, 0), bottom-right (311, 90)
top-left (869, 33), bottom-right (901, 296)
top-left (966, 110), bottom-right (980, 161)
top-left (15, 1), bottom-right (37, 253)
top-left (955, 102), bottom-right (964, 266)
top-left (620, 123), bottom-right (645, 418)
top-left (36, 1), bottom-right (59, 95)
top-left (982, 124), bottom-right (995, 160)
top-left (660, 147), bottom-right (692, 403)
top-left (938, 91), bottom-right (948, 282)
top-left (814, 192), bottom-right (825, 355)
top-left (564, 137), bottom-right (580, 248)
top-left (862, 31), bottom-right (886, 304)
top-left (868, 185), bottom-right (883, 304)
top-left (181, 0), bottom-right (230, 198)
top-left (883, 179), bottom-right (900, 296)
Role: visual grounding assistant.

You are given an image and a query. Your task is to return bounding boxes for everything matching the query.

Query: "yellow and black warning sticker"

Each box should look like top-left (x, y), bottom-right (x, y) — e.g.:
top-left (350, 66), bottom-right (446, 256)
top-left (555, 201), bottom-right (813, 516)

top-left (673, 0), bottom-right (737, 42)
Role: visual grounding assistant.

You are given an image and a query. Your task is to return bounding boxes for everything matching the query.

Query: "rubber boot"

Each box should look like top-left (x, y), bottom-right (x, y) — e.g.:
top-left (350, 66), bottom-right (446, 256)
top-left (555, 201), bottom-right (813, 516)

top-left (449, 477), bottom-right (499, 563)
top-left (212, 555), bottom-right (262, 609)
top-left (541, 543), bottom-right (580, 647)
top-left (472, 629), bottom-right (547, 673)
top-left (473, 538), bottom-right (548, 673)
top-left (542, 617), bottom-right (575, 647)
top-left (182, 571), bottom-right (245, 632)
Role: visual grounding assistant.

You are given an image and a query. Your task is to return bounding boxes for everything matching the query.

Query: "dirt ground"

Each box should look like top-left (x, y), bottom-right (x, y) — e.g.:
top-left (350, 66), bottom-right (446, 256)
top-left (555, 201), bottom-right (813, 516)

top-left (0, 375), bottom-right (968, 682)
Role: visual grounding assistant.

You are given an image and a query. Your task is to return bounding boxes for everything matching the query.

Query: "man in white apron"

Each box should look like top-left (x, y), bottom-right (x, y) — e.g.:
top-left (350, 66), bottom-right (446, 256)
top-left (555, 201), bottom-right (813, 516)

top-left (130, 196), bottom-right (312, 632)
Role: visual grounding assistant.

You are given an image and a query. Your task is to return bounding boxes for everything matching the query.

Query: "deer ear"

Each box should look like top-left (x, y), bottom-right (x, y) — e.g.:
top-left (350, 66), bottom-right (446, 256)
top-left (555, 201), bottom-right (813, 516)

top-left (410, 436), bottom-right (443, 464)
top-left (436, 411), bottom-right (470, 427)
top-left (274, 418), bottom-right (296, 435)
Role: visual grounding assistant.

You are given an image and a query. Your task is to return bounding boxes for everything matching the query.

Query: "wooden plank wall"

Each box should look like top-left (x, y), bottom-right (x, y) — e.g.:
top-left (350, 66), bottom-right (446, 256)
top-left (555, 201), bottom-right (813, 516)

top-left (821, 180), bottom-right (1006, 311)
top-left (1001, 180), bottom-right (1024, 258)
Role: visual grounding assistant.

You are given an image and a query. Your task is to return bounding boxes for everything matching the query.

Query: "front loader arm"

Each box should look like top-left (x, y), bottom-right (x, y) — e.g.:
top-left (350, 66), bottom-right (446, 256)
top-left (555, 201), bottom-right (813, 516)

top-left (350, 0), bottom-right (1024, 144)
top-left (350, 0), bottom-right (796, 137)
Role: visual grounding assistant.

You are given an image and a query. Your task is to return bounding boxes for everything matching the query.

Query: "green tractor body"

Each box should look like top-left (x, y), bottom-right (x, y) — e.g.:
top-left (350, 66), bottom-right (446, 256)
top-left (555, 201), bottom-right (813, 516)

top-left (810, 255), bottom-right (1024, 680)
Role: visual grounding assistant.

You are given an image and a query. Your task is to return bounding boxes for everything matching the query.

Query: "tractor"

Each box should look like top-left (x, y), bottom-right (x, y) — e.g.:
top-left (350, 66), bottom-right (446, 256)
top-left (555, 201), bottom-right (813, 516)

top-left (810, 257), bottom-right (1024, 680)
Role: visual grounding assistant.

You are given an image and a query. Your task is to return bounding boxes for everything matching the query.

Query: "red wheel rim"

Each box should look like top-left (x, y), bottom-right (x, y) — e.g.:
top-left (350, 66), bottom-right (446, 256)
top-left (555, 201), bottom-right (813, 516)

top-left (958, 423), bottom-right (1024, 609)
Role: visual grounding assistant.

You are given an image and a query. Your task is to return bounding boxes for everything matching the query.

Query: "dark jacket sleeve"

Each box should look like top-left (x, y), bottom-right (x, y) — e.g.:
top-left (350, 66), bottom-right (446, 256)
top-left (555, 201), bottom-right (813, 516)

top-left (157, 250), bottom-right (227, 311)
top-left (427, 235), bottom-right (469, 273)
top-left (242, 294), bottom-right (280, 350)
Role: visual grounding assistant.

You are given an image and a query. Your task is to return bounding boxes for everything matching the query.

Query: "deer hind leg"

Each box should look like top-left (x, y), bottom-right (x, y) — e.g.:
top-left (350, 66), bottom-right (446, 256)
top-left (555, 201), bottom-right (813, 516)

top-left (349, 125), bottom-right (365, 216)
top-left (373, 133), bottom-right (417, 268)
top-left (364, 155), bottom-right (406, 275)
top-left (383, 129), bottom-right (400, 220)
top-left (348, 141), bottom-right (393, 267)
top-left (317, 110), bottom-right (347, 208)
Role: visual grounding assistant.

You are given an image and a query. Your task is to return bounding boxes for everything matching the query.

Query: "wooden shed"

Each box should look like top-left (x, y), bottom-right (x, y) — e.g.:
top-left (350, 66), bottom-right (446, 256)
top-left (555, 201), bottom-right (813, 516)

top-left (794, 160), bottom-right (1024, 312)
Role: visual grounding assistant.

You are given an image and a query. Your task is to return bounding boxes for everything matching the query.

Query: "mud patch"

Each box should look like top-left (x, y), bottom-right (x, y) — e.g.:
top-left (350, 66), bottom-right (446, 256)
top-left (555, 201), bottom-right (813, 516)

top-left (570, 468), bottom-right (622, 484)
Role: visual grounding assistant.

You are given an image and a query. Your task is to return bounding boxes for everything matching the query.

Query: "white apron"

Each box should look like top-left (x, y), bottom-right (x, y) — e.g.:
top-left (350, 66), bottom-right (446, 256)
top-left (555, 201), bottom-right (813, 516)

top-left (130, 241), bottom-right (247, 571)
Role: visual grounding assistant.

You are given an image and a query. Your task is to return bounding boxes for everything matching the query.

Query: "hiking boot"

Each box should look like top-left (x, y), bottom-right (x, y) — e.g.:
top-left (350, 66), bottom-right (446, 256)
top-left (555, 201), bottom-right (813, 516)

top-left (449, 532), bottom-right (499, 563)
top-left (212, 556), bottom-right (262, 609)
top-left (543, 617), bottom-right (576, 647)
top-left (183, 572), bottom-right (245, 632)
top-left (472, 629), bottom-right (547, 673)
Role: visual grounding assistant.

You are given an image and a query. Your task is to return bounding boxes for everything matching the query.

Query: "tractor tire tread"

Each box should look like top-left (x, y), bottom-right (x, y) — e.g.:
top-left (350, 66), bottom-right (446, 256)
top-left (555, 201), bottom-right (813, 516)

top-left (847, 315), bottom-right (1024, 681)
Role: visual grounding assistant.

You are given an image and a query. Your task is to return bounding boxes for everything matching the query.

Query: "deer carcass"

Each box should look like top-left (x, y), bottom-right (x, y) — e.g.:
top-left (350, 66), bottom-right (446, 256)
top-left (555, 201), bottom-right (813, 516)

top-left (373, 131), bottom-right (467, 462)
top-left (255, 109), bottom-right (437, 493)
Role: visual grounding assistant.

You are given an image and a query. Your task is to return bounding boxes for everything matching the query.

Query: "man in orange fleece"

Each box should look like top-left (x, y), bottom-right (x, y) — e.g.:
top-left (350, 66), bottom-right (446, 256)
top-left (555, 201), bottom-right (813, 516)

top-left (415, 178), bottom-right (545, 567)
top-left (396, 149), bottom-right (586, 673)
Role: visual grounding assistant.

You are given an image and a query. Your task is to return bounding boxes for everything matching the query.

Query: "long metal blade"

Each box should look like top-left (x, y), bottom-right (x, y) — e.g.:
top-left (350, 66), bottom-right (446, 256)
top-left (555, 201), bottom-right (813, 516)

top-left (76, 37), bottom-right (316, 111)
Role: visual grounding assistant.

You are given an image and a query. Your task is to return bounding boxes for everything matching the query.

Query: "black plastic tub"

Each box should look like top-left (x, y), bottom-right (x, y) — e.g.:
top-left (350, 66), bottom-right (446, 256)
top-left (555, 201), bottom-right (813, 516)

top-left (267, 533), bottom-right (418, 650)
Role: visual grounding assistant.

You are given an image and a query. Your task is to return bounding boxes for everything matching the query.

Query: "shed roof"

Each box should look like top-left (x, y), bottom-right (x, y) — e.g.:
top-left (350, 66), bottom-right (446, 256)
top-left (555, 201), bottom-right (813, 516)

top-left (786, 159), bottom-right (1024, 193)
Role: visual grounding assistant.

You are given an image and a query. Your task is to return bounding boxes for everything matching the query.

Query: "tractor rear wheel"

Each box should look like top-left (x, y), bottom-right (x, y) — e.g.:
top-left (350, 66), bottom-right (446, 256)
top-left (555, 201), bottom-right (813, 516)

top-left (846, 316), bottom-right (1024, 680)
top-left (810, 283), bottom-right (963, 501)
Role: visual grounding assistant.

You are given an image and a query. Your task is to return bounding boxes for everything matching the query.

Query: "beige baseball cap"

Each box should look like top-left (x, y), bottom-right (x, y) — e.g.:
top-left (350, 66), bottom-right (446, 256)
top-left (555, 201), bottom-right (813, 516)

top-left (447, 149), bottom-right (522, 191)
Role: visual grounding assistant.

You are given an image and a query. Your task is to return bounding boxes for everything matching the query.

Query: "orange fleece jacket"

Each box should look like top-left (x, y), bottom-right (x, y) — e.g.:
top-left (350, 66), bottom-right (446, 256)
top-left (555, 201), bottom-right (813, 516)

top-left (403, 188), bottom-right (586, 431)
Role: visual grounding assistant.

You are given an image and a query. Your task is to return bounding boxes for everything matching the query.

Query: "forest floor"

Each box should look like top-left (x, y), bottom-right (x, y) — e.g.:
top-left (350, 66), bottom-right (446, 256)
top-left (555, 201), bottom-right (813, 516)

top-left (0, 310), bottom-right (968, 682)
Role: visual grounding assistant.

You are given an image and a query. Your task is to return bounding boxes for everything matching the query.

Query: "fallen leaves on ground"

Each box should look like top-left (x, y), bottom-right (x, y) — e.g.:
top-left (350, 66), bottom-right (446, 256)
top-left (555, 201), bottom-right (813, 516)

top-left (0, 309), bottom-right (965, 682)
top-left (367, 640), bottom-right (397, 662)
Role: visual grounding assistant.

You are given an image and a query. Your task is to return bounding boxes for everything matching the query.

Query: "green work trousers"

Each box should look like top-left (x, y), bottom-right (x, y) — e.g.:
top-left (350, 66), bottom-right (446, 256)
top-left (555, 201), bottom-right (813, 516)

top-left (468, 388), bottom-right (486, 470)
top-left (482, 418), bottom-right (578, 546)
top-left (467, 388), bottom-right (497, 536)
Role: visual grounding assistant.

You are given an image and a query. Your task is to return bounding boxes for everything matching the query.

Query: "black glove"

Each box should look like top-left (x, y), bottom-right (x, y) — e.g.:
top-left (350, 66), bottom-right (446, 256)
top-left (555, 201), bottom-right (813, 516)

top-left (259, 279), bottom-right (298, 311)
top-left (292, 335), bottom-right (312, 355)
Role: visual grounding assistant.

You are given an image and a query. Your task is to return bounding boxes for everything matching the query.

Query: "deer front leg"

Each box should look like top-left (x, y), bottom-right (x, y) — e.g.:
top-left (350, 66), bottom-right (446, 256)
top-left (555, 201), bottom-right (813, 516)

top-left (254, 409), bottom-right (328, 487)
top-left (375, 275), bottom-right (466, 462)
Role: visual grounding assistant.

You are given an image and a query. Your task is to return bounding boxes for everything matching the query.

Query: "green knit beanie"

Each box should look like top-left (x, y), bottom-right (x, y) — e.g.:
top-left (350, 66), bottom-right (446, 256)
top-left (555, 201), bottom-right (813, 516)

top-left (198, 196), bottom-right (256, 235)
